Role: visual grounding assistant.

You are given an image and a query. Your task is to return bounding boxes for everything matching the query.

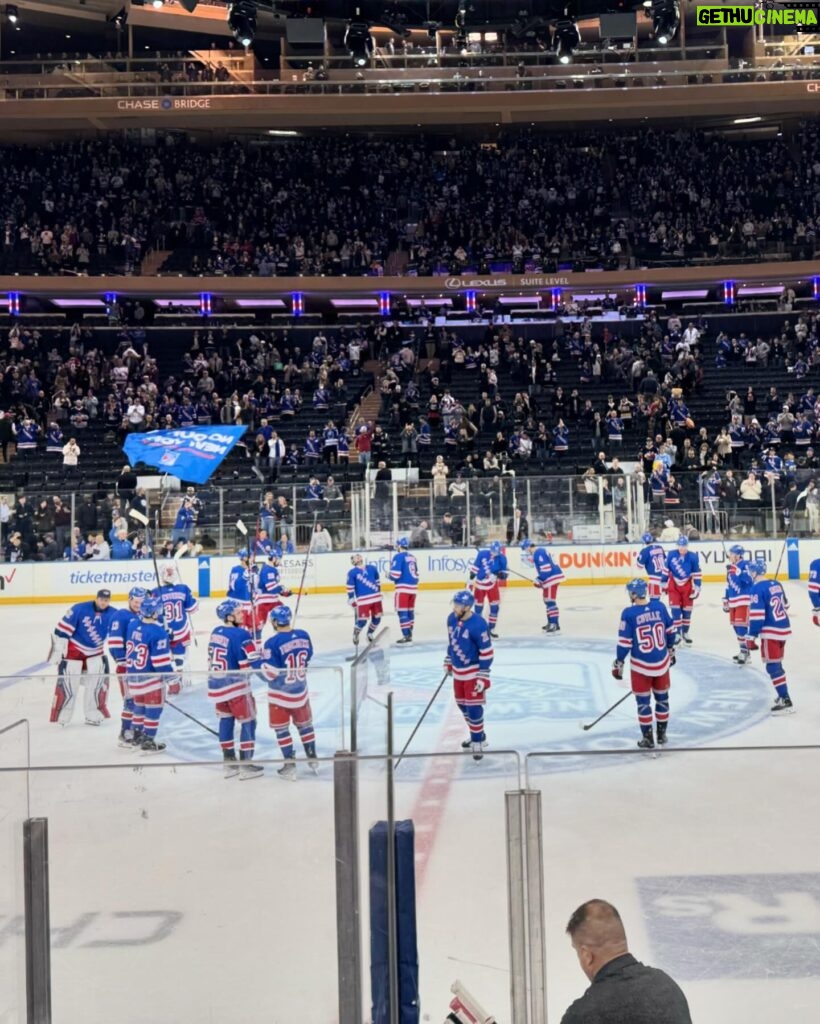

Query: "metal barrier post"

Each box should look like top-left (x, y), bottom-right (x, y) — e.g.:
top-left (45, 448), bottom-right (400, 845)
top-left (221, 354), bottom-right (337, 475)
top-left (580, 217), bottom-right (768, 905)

top-left (505, 792), bottom-right (528, 1023)
top-left (23, 817), bottom-right (51, 1024)
top-left (333, 754), bottom-right (363, 1024)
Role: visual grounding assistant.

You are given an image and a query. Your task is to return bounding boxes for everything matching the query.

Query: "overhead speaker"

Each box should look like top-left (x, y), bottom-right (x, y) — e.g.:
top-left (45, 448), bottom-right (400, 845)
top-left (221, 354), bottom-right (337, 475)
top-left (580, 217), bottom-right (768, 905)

top-left (178, 0), bottom-right (200, 11)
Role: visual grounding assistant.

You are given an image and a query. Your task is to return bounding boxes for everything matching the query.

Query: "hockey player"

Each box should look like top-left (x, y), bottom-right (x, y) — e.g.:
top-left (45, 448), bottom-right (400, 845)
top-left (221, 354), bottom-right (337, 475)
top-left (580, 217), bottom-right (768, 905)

top-left (748, 560), bottom-right (794, 714)
top-left (636, 533), bottom-right (666, 600)
top-left (227, 548), bottom-right (254, 631)
top-left (126, 594), bottom-right (174, 751)
top-left (612, 578), bottom-right (677, 750)
top-left (259, 606), bottom-right (318, 780)
top-left (154, 564), bottom-right (199, 688)
top-left (49, 588), bottom-right (118, 727)
top-left (207, 599), bottom-right (263, 780)
top-left (255, 546), bottom-right (292, 634)
top-left (809, 557), bottom-right (820, 627)
top-left (108, 586), bottom-right (147, 746)
top-left (445, 590), bottom-right (494, 761)
top-left (346, 553), bottom-right (383, 645)
top-left (663, 536), bottom-right (702, 644)
top-left (521, 538), bottom-right (565, 633)
top-left (723, 544), bottom-right (754, 664)
top-left (389, 537), bottom-right (419, 645)
top-left (468, 544), bottom-right (501, 638)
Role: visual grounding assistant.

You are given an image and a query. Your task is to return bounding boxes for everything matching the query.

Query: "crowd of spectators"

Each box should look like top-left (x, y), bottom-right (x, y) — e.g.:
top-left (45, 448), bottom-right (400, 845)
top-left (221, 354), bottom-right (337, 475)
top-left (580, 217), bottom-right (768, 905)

top-left (2, 125), bottom-right (820, 278)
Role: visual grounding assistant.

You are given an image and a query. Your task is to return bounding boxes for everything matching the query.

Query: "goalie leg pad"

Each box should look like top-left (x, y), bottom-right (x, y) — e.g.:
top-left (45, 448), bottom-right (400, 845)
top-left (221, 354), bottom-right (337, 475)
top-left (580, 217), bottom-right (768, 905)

top-left (49, 671), bottom-right (75, 724)
top-left (82, 656), bottom-right (109, 722)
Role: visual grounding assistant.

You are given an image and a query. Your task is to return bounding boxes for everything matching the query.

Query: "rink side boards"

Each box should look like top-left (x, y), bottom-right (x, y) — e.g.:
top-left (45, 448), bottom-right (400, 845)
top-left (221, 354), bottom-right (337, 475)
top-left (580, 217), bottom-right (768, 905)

top-left (0, 538), bottom-right (813, 605)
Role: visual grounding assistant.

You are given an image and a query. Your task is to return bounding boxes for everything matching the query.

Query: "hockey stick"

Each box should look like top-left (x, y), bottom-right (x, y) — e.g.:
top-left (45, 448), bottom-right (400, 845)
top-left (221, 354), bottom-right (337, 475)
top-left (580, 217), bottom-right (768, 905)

top-left (292, 508), bottom-right (319, 627)
top-left (580, 691), bottom-right (632, 732)
top-left (773, 487), bottom-right (808, 582)
top-left (166, 697), bottom-right (219, 737)
top-left (129, 507), bottom-right (162, 592)
top-left (171, 541), bottom-right (198, 647)
top-left (395, 671), bottom-right (449, 768)
top-left (506, 566), bottom-right (536, 584)
top-left (235, 518), bottom-right (260, 648)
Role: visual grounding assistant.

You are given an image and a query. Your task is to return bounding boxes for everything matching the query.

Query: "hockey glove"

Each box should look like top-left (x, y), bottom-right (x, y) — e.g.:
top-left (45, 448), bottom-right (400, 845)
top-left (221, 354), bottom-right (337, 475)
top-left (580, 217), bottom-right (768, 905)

top-left (49, 634), bottom-right (68, 664)
top-left (722, 599), bottom-right (730, 613)
top-left (443, 661), bottom-right (453, 676)
top-left (814, 610), bottom-right (820, 627)
top-left (281, 589), bottom-right (292, 598)
top-left (473, 676), bottom-right (490, 696)
top-left (668, 648), bottom-right (677, 666)
top-left (692, 587), bottom-right (701, 601)
top-left (533, 580), bottom-right (543, 589)
top-left (611, 660), bottom-right (624, 680)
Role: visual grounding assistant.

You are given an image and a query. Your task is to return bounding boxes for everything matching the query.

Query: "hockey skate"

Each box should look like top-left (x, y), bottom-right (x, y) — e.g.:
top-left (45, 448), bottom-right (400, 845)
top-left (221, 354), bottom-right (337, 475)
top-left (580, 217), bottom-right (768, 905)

top-left (680, 633), bottom-right (693, 646)
top-left (239, 762), bottom-right (264, 780)
top-left (307, 758), bottom-right (320, 775)
top-left (140, 737), bottom-right (166, 753)
top-left (543, 623), bottom-right (560, 634)
top-left (637, 732), bottom-right (655, 750)
top-left (352, 628), bottom-right (361, 646)
top-left (471, 741), bottom-right (485, 762)
top-left (224, 760), bottom-right (240, 779)
top-left (277, 760), bottom-right (297, 781)
top-left (733, 649), bottom-right (750, 665)
top-left (85, 717), bottom-right (102, 727)
top-left (656, 722), bottom-right (668, 746)
top-left (117, 729), bottom-right (135, 748)
top-left (366, 631), bottom-right (376, 644)
top-left (771, 696), bottom-right (795, 715)
top-left (489, 630), bottom-right (499, 639)
top-left (395, 635), bottom-right (413, 645)
top-left (461, 737), bottom-right (489, 750)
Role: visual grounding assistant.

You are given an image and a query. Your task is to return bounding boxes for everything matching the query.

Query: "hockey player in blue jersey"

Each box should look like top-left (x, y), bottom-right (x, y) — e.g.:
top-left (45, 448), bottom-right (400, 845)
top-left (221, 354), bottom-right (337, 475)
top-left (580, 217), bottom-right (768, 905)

top-left (207, 600), bottom-right (263, 780)
top-left (663, 537), bottom-right (702, 644)
top-left (346, 553), bottom-right (383, 646)
top-left (521, 539), bottom-right (566, 633)
top-left (49, 588), bottom-right (118, 727)
top-left (259, 606), bottom-right (318, 780)
top-left (747, 560), bottom-right (794, 714)
top-left (445, 590), bottom-right (494, 761)
top-left (468, 544), bottom-right (501, 638)
top-left (636, 533), bottom-right (666, 600)
top-left (126, 595), bottom-right (174, 751)
top-left (155, 564), bottom-right (199, 689)
top-left (612, 578), bottom-right (677, 749)
top-left (723, 544), bottom-right (754, 665)
top-left (108, 587), bottom-right (147, 746)
top-left (227, 548), bottom-right (254, 631)
top-left (489, 541), bottom-right (509, 632)
top-left (809, 557), bottom-right (820, 628)
top-left (389, 538), bottom-right (419, 645)
top-left (255, 547), bottom-right (292, 635)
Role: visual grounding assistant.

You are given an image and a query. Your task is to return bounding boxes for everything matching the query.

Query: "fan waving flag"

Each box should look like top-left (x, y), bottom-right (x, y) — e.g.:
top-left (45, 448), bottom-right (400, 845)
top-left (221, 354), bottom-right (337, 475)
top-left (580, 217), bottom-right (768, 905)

top-left (123, 426), bottom-right (247, 484)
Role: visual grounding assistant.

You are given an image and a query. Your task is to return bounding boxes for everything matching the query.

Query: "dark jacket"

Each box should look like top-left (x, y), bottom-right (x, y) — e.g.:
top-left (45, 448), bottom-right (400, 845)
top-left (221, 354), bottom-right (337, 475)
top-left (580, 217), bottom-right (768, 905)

top-left (561, 954), bottom-right (691, 1024)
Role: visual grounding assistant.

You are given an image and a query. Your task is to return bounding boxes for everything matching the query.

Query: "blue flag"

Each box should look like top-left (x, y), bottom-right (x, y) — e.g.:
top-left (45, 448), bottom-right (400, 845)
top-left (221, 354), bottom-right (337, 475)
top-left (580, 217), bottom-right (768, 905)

top-left (123, 426), bottom-right (247, 484)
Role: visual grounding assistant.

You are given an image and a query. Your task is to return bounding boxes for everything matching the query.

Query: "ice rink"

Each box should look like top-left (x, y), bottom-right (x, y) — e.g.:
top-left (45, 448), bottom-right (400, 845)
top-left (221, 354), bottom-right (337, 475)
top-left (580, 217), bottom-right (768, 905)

top-left (1, 577), bottom-right (819, 1024)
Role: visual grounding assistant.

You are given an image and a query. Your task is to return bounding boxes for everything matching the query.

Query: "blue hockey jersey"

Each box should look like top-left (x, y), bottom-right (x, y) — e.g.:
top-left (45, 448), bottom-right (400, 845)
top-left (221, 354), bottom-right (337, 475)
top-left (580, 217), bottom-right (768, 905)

top-left (55, 600), bottom-right (118, 657)
top-left (749, 579), bottom-right (791, 640)
top-left (155, 582), bottom-right (199, 649)
top-left (490, 551), bottom-right (509, 581)
top-left (389, 551), bottom-right (419, 595)
top-left (126, 620), bottom-right (173, 697)
top-left (468, 548), bottom-right (496, 594)
top-left (664, 550), bottom-right (702, 588)
top-left (207, 623), bottom-right (258, 702)
top-left (637, 543), bottom-right (666, 584)
top-left (445, 610), bottom-right (494, 682)
top-left (260, 628), bottom-right (314, 709)
top-left (347, 564), bottom-right (382, 608)
top-left (809, 557), bottom-right (820, 610)
top-left (616, 599), bottom-right (676, 676)
top-left (258, 563), bottom-right (287, 602)
top-left (725, 561), bottom-right (753, 609)
top-left (227, 563), bottom-right (252, 603)
top-left (532, 548), bottom-right (565, 587)
top-left (108, 607), bottom-right (141, 666)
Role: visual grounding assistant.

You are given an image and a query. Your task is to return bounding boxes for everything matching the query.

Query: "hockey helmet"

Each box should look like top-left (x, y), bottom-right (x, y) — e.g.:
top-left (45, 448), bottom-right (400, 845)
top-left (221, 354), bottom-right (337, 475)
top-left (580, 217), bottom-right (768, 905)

top-left (490, 541), bottom-right (502, 556)
top-left (396, 537), bottom-right (409, 550)
top-left (641, 532), bottom-right (654, 545)
top-left (216, 599), bottom-right (242, 623)
top-left (676, 536), bottom-right (689, 547)
top-left (452, 589), bottom-right (475, 610)
top-left (160, 564), bottom-right (176, 583)
top-left (626, 578), bottom-right (648, 600)
top-left (729, 544), bottom-right (745, 557)
top-left (268, 546), bottom-right (283, 562)
top-left (140, 595), bottom-right (163, 621)
top-left (350, 553), bottom-right (364, 566)
top-left (237, 548), bottom-right (249, 560)
top-left (747, 559), bottom-right (767, 577)
top-left (519, 539), bottom-right (533, 550)
top-left (270, 606), bottom-right (293, 628)
top-left (128, 586), bottom-right (147, 603)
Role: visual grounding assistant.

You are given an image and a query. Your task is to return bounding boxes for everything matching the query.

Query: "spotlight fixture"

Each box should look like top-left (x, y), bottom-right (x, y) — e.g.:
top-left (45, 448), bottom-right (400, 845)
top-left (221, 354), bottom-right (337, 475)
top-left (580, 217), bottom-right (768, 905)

top-left (454, 0), bottom-right (469, 48)
top-left (651, 0), bottom-right (679, 44)
top-left (110, 6), bottom-right (127, 27)
top-left (228, 0), bottom-right (256, 47)
top-left (345, 13), bottom-right (373, 67)
top-left (6, 4), bottom-right (18, 24)
top-left (152, 0), bottom-right (164, 7)
top-left (554, 16), bottom-right (580, 64)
